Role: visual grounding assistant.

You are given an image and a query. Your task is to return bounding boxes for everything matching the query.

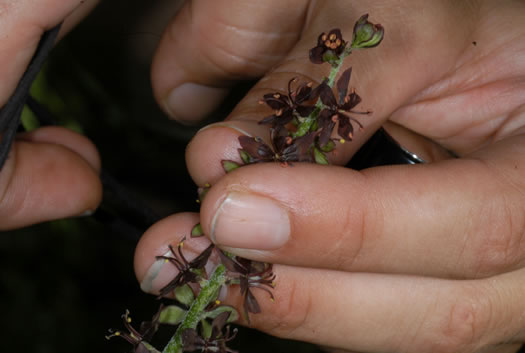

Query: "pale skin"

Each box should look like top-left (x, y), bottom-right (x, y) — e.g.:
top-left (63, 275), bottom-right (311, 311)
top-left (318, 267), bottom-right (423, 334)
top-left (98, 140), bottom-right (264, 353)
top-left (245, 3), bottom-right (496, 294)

top-left (2, 1), bottom-right (525, 352)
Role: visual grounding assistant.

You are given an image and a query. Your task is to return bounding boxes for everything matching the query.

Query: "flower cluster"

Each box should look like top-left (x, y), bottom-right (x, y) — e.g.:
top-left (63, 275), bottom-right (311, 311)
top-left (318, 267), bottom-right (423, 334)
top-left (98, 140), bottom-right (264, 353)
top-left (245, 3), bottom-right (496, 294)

top-left (108, 13), bottom-right (384, 353)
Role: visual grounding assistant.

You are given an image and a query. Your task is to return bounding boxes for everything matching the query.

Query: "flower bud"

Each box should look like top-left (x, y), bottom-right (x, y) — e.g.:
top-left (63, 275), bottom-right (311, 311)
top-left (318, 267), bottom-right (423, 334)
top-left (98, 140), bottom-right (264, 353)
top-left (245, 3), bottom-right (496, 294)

top-left (351, 14), bottom-right (384, 49)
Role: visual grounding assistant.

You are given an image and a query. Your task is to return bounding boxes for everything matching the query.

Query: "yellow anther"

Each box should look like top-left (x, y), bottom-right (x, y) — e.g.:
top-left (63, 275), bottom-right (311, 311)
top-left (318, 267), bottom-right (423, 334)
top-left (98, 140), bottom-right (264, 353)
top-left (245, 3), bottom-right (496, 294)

top-left (339, 139), bottom-right (346, 144)
top-left (270, 297), bottom-right (275, 303)
top-left (215, 300), bottom-right (221, 305)
top-left (164, 259), bottom-right (169, 263)
top-left (115, 331), bottom-right (121, 336)
top-left (127, 317), bottom-right (132, 323)
top-left (196, 199), bottom-right (201, 203)
top-left (205, 183), bottom-right (211, 187)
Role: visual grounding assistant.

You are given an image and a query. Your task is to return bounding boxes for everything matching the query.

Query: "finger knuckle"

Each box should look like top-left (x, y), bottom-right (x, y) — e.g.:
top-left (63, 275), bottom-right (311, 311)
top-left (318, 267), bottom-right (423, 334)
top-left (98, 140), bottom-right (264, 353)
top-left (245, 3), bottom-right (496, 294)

top-left (420, 286), bottom-right (492, 353)
top-left (256, 277), bottom-right (313, 339)
top-left (470, 199), bottom-right (525, 277)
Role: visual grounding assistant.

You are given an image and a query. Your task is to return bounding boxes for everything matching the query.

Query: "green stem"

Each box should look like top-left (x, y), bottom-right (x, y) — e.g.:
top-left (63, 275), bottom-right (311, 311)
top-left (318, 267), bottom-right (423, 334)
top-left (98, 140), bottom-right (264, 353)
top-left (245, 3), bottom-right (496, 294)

top-left (162, 264), bottom-right (227, 353)
top-left (294, 49), bottom-right (352, 138)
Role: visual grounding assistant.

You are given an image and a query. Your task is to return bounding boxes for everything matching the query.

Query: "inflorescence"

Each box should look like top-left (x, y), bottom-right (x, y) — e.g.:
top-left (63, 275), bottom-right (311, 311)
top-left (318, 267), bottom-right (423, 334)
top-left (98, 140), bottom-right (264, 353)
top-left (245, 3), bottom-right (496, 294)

top-left (107, 14), bottom-right (384, 353)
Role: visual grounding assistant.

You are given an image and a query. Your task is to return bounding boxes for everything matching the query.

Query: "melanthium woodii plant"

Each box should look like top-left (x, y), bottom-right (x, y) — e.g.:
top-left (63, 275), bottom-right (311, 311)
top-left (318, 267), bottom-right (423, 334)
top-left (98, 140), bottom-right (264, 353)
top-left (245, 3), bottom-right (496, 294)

top-left (106, 14), bottom-right (384, 353)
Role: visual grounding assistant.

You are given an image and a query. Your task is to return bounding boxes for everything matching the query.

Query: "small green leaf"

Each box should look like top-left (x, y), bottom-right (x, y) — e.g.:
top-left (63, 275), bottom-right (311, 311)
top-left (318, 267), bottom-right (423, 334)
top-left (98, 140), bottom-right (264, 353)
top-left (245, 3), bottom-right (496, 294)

top-left (204, 305), bottom-right (239, 323)
top-left (159, 305), bottom-right (187, 326)
top-left (191, 223), bottom-right (204, 238)
top-left (201, 318), bottom-right (213, 339)
top-left (313, 147), bottom-right (329, 165)
top-left (175, 284), bottom-right (195, 306)
top-left (320, 140), bottom-right (336, 152)
top-left (239, 149), bottom-right (252, 164)
top-left (221, 160), bottom-right (241, 173)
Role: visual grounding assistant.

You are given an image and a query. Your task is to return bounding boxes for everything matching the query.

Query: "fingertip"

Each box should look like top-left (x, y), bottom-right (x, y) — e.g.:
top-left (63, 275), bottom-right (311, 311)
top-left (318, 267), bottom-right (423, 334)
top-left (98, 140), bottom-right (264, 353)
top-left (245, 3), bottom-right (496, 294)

top-left (0, 140), bottom-right (102, 229)
top-left (134, 212), bottom-right (213, 294)
top-left (185, 120), bottom-right (269, 186)
top-left (17, 126), bottom-right (101, 172)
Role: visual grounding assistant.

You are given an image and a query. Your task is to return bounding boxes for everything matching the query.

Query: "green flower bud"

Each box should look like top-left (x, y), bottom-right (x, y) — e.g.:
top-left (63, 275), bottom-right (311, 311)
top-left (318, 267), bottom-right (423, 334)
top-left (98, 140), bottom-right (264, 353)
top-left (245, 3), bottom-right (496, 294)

top-left (351, 14), bottom-right (384, 49)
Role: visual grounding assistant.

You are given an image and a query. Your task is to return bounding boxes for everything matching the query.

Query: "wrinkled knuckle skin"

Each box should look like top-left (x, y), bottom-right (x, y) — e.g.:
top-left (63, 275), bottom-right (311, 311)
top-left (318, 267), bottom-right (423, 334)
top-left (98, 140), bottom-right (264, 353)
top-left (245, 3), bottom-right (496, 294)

top-left (419, 288), bottom-right (491, 353)
top-left (254, 278), bottom-right (313, 339)
top-left (469, 199), bottom-right (525, 277)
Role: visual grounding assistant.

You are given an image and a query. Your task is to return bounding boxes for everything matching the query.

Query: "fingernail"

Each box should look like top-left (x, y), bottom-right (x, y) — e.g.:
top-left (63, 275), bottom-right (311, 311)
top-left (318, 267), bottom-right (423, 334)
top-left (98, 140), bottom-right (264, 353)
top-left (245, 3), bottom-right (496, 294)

top-left (140, 247), bottom-right (218, 295)
top-left (210, 192), bottom-right (290, 250)
top-left (197, 122), bottom-right (253, 137)
top-left (140, 249), bottom-right (178, 294)
top-left (164, 83), bottom-right (229, 124)
top-left (78, 209), bottom-right (94, 217)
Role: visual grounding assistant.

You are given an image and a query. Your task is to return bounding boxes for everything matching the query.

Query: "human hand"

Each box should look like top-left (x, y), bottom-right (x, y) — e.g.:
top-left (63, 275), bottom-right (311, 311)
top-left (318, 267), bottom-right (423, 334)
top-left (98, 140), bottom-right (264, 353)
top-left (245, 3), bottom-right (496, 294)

top-left (0, 0), bottom-right (102, 230)
top-left (139, 1), bottom-right (525, 352)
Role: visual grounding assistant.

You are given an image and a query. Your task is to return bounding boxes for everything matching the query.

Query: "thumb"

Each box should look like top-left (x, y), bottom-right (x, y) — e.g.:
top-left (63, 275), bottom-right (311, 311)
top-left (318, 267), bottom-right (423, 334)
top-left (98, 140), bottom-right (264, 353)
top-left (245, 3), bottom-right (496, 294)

top-left (185, 1), bottom-right (473, 186)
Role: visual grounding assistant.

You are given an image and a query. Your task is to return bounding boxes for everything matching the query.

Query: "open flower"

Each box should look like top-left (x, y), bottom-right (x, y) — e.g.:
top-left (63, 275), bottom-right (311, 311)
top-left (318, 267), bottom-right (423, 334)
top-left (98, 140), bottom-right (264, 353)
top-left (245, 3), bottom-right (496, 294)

top-left (258, 78), bottom-right (318, 128)
top-left (156, 238), bottom-right (215, 298)
top-left (237, 128), bottom-right (318, 165)
top-left (219, 251), bottom-right (275, 322)
top-left (106, 308), bottom-right (162, 353)
top-left (182, 311), bottom-right (238, 353)
top-left (309, 28), bottom-right (347, 64)
top-left (316, 67), bottom-right (369, 144)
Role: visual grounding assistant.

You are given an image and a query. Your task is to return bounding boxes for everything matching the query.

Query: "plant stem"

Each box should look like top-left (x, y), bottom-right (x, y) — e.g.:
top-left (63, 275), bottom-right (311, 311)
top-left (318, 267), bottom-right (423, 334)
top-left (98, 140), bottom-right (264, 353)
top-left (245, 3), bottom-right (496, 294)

top-left (293, 51), bottom-right (350, 138)
top-left (162, 264), bottom-right (227, 353)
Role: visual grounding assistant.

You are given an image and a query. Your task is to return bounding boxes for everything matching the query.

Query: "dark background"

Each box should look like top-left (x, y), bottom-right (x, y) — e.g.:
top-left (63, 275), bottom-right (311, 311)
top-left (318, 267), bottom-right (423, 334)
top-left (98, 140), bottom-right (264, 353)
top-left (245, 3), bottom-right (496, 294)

top-left (0, 1), bottom-right (322, 352)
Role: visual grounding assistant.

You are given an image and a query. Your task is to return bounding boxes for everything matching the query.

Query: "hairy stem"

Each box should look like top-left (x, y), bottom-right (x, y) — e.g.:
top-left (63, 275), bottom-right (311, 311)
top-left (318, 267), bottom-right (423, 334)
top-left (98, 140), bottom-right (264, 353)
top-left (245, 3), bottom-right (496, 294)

top-left (162, 264), bottom-right (227, 353)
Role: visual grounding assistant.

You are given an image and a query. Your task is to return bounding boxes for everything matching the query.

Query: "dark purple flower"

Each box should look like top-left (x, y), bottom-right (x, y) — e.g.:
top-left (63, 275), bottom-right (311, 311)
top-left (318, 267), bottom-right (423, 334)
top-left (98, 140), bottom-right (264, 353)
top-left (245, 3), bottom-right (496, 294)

top-left (258, 78), bottom-right (318, 128)
top-left (309, 29), bottom-right (347, 64)
top-left (106, 307), bottom-right (162, 353)
top-left (218, 251), bottom-right (275, 322)
top-left (317, 67), bottom-right (369, 144)
top-left (156, 238), bottom-right (215, 298)
top-left (182, 312), bottom-right (238, 353)
top-left (238, 128), bottom-right (318, 165)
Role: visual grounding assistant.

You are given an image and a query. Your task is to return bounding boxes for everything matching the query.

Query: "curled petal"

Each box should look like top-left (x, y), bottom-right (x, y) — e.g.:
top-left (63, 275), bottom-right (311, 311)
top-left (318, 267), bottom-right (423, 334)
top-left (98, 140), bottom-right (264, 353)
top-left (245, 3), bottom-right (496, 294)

top-left (336, 67), bottom-right (352, 103)
top-left (318, 109), bottom-right (336, 146)
top-left (337, 114), bottom-right (355, 141)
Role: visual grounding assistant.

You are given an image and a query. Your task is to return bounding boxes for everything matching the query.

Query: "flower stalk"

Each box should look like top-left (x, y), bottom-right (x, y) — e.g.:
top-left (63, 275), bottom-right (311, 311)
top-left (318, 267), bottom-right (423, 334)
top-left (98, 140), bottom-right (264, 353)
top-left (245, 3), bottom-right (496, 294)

top-left (162, 264), bottom-right (228, 353)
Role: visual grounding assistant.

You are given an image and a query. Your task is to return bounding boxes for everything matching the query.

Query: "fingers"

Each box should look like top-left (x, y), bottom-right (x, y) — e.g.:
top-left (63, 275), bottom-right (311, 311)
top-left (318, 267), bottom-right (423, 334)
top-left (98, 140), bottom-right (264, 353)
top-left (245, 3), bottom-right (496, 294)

top-left (134, 213), bottom-right (525, 352)
top-left (192, 134), bottom-right (525, 279)
top-left (183, 1), bottom-right (479, 184)
top-left (151, 0), bottom-right (310, 124)
top-left (0, 127), bottom-right (102, 230)
top-left (0, 0), bottom-right (98, 106)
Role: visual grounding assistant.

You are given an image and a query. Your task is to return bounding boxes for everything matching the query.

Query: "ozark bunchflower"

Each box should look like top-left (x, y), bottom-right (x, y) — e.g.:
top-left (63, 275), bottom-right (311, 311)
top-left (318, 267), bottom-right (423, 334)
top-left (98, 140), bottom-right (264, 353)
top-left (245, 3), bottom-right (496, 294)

top-left (181, 311), bottom-right (238, 353)
top-left (155, 238), bottom-right (214, 298)
top-left (108, 14), bottom-right (384, 353)
top-left (106, 307), bottom-right (162, 353)
top-left (218, 251), bottom-right (275, 321)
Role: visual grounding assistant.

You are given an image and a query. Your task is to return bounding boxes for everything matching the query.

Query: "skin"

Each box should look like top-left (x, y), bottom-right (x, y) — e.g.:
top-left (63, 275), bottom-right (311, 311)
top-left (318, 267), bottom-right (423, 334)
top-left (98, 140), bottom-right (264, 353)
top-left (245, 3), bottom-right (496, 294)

top-left (0, 0), bottom-right (101, 230)
top-left (140, 1), bottom-right (525, 352)
top-left (3, 0), bottom-right (525, 352)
